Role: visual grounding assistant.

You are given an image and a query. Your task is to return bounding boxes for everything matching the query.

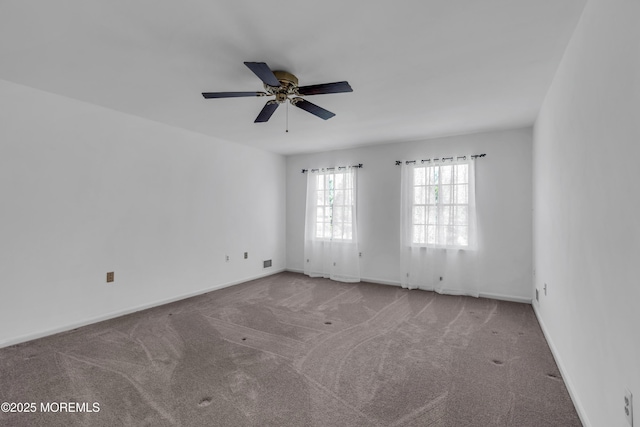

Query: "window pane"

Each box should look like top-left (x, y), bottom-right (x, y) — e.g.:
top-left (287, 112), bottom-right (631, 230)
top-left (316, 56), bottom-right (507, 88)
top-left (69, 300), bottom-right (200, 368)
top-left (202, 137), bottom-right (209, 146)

top-left (334, 173), bottom-right (344, 189)
top-left (440, 185), bottom-right (452, 204)
top-left (333, 222), bottom-right (343, 239)
top-left (324, 190), bottom-right (332, 206)
top-left (455, 184), bottom-right (468, 204)
top-left (406, 161), bottom-right (472, 248)
top-left (324, 223), bottom-right (332, 238)
top-left (441, 165), bottom-right (453, 184)
top-left (414, 167), bottom-right (426, 185)
top-left (440, 206), bottom-right (451, 225)
top-left (333, 207), bottom-right (344, 224)
top-left (414, 186), bottom-right (425, 204)
top-left (342, 173), bottom-right (350, 189)
top-left (344, 207), bottom-right (352, 223)
top-left (413, 206), bottom-right (425, 225)
top-left (427, 206), bottom-right (437, 224)
top-left (435, 226), bottom-right (444, 245)
top-left (426, 185), bottom-right (438, 204)
top-left (454, 206), bottom-right (468, 225)
top-left (456, 164), bottom-right (469, 184)
top-left (446, 226), bottom-right (455, 245)
top-left (311, 170), bottom-right (357, 242)
top-left (344, 188), bottom-right (353, 205)
top-left (436, 225), bottom-right (451, 245)
top-left (426, 225), bottom-right (436, 244)
top-left (427, 166), bottom-right (437, 185)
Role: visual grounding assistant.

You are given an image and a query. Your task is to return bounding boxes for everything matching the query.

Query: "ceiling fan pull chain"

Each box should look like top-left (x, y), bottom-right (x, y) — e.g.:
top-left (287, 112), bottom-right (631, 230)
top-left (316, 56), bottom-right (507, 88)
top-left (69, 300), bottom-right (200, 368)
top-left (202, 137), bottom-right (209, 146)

top-left (286, 100), bottom-right (289, 133)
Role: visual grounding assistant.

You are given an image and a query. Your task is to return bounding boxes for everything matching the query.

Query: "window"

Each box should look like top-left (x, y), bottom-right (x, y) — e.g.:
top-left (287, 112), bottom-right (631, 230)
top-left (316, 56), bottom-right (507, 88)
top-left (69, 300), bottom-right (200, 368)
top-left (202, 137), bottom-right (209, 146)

top-left (314, 170), bottom-right (354, 241)
top-left (412, 162), bottom-right (470, 247)
top-left (304, 166), bottom-right (360, 282)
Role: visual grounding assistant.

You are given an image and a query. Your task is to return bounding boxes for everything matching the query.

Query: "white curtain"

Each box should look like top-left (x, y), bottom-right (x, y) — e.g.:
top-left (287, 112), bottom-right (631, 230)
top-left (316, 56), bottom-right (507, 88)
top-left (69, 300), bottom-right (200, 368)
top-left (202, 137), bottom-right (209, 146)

top-left (400, 158), bottom-right (480, 296)
top-left (304, 167), bottom-right (360, 282)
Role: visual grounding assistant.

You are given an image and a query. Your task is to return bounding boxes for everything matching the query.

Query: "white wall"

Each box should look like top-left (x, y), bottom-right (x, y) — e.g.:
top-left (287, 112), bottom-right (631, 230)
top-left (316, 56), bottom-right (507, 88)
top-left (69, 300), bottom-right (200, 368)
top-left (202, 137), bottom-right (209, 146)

top-left (533, 0), bottom-right (640, 425)
top-left (287, 127), bottom-right (533, 302)
top-left (0, 79), bottom-right (286, 347)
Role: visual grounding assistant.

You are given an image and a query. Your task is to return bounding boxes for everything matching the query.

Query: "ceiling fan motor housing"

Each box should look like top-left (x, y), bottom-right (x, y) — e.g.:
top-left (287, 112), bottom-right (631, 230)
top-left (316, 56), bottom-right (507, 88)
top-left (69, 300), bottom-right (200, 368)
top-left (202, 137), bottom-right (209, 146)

top-left (273, 70), bottom-right (298, 88)
top-left (266, 70), bottom-right (300, 103)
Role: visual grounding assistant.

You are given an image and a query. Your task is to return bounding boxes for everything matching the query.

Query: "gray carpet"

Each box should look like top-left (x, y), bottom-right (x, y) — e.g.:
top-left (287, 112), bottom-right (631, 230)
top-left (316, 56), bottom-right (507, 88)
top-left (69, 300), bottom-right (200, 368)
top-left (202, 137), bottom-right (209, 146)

top-left (0, 272), bottom-right (581, 426)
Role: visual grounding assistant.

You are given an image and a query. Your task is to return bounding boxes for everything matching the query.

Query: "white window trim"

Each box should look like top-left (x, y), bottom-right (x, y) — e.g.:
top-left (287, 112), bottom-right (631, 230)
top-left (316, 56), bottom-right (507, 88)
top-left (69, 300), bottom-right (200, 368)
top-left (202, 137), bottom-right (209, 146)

top-left (409, 160), bottom-right (474, 250)
top-left (312, 169), bottom-right (356, 243)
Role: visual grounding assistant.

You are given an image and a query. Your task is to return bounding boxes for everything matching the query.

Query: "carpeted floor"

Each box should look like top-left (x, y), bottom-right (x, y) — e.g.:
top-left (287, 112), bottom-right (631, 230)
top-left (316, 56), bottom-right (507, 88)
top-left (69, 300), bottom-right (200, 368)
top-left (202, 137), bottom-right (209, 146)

top-left (0, 272), bottom-right (581, 426)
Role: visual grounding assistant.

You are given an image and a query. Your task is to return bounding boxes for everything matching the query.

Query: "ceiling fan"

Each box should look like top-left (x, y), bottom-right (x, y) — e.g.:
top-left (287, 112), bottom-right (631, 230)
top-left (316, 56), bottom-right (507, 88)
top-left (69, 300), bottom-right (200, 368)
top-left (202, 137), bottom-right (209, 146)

top-left (202, 62), bottom-right (353, 123)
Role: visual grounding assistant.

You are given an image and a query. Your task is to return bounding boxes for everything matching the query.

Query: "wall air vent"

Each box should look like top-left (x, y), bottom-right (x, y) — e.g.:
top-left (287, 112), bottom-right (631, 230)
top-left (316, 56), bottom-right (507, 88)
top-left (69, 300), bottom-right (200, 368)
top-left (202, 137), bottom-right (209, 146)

top-left (263, 259), bottom-right (272, 268)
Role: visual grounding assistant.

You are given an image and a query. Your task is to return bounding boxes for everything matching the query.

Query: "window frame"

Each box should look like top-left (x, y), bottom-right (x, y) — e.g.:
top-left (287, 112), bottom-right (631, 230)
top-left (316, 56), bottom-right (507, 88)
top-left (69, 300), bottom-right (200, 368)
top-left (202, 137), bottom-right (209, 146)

top-left (410, 160), bottom-right (471, 249)
top-left (312, 169), bottom-right (355, 242)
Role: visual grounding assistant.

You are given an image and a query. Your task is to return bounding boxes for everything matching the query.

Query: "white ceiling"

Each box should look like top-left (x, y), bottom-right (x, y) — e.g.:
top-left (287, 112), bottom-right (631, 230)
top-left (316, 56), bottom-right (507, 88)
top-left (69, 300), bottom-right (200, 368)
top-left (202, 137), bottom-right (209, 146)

top-left (0, 1), bottom-right (585, 155)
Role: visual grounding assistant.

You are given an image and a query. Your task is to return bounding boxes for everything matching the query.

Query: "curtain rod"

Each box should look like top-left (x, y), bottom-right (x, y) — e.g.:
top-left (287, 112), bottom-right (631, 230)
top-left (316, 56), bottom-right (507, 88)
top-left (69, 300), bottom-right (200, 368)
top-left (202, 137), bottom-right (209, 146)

top-left (301, 163), bottom-right (363, 173)
top-left (395, 154), bottom-right (486, 166)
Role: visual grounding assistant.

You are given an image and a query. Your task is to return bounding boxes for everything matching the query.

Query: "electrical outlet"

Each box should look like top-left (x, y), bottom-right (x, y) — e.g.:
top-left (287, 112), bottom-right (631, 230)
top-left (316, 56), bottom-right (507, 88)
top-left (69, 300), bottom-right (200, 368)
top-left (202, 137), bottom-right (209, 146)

top-left (225, 255), bottom-right (229, 262)
top-left (106, 272), bottom-right (114, 283)
top-left (244, 252), bottom-right (248, 259)
top-left (625, 389), bottom-right (633, 426)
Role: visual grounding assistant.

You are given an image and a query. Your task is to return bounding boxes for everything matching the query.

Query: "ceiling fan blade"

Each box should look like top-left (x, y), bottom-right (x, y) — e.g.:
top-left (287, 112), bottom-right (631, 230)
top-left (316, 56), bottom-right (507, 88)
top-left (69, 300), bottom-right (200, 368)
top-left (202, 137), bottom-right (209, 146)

top-left (202, 91), bottom-right (265, 99)
top-left (297, 81), bottom-right (353, 96)
top-left (255, 101), bottom-right (279, 123)
top-left (244, 62), bottom-right (281, 87)
top-left (292, 98), bottom-right (335, 120)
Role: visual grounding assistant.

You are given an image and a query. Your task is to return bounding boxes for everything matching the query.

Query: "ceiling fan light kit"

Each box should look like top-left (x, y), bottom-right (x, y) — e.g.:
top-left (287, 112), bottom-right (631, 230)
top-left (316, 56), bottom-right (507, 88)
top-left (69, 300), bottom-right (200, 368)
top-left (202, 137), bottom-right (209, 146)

top-left (202, 62), bottom-right (352, 125)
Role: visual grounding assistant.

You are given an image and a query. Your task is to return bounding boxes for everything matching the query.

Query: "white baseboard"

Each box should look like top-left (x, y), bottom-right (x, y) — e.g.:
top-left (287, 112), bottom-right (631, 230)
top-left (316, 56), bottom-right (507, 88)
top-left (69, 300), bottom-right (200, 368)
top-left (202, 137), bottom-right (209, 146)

top-left (361, 276), bottom-right (402, 287)
top-left (0, 268), bottom-right (286, 349)
top-left (532, 304), bottom-right (590, 427)
top-left (478, 291), bottom-right (532, 304)
top-left (285, 270), bottom-right (399, 287)
top-left (363, 277), bottom-right (533, 304)
top-left (288, 270), bottom-right (531, 304)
